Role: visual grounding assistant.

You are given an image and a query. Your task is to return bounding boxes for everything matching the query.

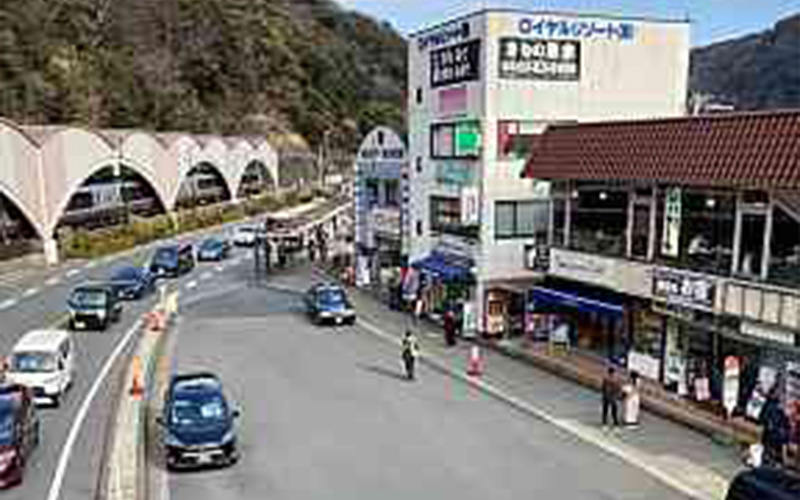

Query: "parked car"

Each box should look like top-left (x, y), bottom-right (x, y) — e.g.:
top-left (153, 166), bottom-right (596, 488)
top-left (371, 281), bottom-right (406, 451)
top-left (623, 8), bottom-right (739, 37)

top-left (5, 330), bottom-right (74, 407)
top-left (197, 238), bottom-right (230, 262)
top-left (109, 266), bottom-right (156, 300)
top-left (726, 467), bottom-right (800, 500)
top-left (304, 283), bottom-right (356, 325)
top-left (157, 373), bottom-right (240, 470)
top-left (0, 384), bottom-right (40, 488)
top-left (232, 226), bottom-right (257, 247)
top-left (150, 243), bottom-right (195, 278)
top-left (68, 285), bottom-right (122, 331)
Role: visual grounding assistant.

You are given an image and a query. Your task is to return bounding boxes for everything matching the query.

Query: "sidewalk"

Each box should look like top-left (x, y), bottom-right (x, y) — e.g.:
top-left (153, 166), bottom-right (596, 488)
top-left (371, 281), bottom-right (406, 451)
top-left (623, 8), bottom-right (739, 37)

top-left (341, 284), bottom-right (743, 500)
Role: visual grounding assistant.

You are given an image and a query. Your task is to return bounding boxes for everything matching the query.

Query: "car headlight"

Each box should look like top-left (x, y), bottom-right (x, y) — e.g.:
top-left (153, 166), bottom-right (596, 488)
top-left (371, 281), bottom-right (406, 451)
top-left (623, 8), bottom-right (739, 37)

top-left (318, 311), bottom-right (332, 318)
top-left (221, 430), bottom-right (235, 445)
top-left (96, 309), bottom-right (107, 319)
top-left (165, 431), bottom-right (184, 448)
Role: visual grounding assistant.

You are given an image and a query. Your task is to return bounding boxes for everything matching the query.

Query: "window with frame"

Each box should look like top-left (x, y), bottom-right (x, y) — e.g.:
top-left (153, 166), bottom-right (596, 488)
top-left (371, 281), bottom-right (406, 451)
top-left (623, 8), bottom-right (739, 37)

top-left (430, 121), bottom-right (481, 159)
top-left (495, 200), bottom-right (547, 240)
top-left (430, 196), bottom-right (461, 232)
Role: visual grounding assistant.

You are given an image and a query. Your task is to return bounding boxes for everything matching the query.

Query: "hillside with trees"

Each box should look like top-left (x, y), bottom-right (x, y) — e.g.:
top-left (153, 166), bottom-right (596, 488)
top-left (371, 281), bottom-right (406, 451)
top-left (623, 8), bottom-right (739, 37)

top-left (0, 0), bottom-right (407, 148)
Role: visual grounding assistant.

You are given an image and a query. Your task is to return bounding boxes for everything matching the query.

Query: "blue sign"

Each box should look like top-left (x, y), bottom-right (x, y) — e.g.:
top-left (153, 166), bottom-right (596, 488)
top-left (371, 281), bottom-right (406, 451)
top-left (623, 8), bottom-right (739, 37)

top-left (519, 17), bottom-right (635, 41)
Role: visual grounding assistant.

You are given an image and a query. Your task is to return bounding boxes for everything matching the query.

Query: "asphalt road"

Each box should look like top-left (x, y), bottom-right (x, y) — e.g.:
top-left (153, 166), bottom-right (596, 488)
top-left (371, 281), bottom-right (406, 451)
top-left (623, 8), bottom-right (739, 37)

top-left (0, 225), bottom-right (260, 500)
top-left (165, 277), bottom-right (691, 500)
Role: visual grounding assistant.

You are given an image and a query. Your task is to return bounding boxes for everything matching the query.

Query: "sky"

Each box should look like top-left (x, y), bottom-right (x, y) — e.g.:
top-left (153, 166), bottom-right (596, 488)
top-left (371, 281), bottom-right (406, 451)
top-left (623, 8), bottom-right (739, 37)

top-left (336, 0), bottom-right (799, 46)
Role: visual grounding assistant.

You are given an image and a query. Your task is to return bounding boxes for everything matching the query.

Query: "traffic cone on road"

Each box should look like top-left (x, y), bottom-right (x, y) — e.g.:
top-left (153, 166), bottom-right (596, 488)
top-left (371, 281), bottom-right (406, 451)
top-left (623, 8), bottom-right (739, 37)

top-left (467, 346), bottom-right (483, 377)
top-left (130, 356), bottom-right (144, 399)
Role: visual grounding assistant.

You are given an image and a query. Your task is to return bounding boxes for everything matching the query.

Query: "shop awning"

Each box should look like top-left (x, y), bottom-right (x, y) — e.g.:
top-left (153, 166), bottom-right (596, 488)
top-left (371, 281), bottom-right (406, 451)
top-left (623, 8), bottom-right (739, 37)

top-left (529, 286), bottom-right (624, 317)
top-left (412, 252), bottom-right (474, 283)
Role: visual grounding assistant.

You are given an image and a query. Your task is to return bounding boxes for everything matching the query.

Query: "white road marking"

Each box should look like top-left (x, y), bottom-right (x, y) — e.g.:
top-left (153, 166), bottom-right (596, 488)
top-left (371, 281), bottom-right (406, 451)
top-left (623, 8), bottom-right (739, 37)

top-left (66, 269), bottom-right (81, 278)
top-left (357, 318), bottom-right (725, 500)
top-left (0, 298), bottom-right (18, 310)
top-left (215, 264), bottom-right (225, 272)
top-left (200, 272), bottom-right (212, 281)
top-left (186, 280), bottom-right (198, 290)
top-left (46, 318), bottom-right (143, 500)
top-left (22, 287), bottom-right (39, 298)
top-left (46, 276), bottom-right (62, 286)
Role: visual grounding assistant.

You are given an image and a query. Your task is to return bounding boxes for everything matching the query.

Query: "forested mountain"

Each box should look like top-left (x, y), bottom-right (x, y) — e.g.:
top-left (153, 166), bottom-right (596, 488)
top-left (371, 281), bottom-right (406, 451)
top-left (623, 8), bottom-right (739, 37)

top-left (690, 13), bottom-right (800, 111)
top-left (0, 0), bottom-right (407, 147)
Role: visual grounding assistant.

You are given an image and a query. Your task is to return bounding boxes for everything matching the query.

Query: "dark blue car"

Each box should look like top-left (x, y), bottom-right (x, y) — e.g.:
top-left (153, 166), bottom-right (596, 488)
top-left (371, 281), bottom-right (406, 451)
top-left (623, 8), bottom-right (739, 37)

top-left (109, 266), bottom-right (156, 300)
top-left (304, 283), bottom-right (356, 325)
top-left (197, 238), bottom-right (230, 262)
top-left (158, 373), bottom-right (240, 470)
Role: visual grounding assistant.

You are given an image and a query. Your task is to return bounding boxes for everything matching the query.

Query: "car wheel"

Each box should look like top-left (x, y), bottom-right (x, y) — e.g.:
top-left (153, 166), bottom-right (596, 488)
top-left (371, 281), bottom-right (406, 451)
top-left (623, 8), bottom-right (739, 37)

top-left (52, 393), bottom-right (61, 408)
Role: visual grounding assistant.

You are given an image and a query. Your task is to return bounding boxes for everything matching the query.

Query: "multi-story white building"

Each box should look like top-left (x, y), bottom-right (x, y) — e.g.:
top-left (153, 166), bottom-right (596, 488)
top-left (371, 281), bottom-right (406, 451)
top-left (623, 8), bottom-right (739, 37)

top-left (407, 9), bottom-right (690, 335)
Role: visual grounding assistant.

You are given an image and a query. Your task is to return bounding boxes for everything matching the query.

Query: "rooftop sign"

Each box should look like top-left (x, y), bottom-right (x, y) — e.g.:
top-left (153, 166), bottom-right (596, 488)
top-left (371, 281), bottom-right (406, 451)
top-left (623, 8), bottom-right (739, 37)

top-left (518, 16), bottom-right (635, 41)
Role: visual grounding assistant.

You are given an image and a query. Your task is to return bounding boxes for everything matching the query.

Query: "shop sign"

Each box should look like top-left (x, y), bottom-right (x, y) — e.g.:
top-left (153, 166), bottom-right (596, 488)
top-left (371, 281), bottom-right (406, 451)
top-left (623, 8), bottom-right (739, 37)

top-left (460, 186), bottom-right (480, 225)
top-left (430, 39), bottom-right (481, 88)
top-left (518, 16), bottom-right (635, 42)
top-left (499, 38), bottom-right (580, 81)
top-left (627, 351), bottom-right (660, 381)
top-left (549, 248), bottom-right (653, 298)
top-left (723, 356), bottom-right (741, 417)
top-left (652, 268), bottom-right (716, 311)
top-left (436, 162), bottom-right (474, 186)
top-left (417, 21), bottom-right (471, 51)
top-left (661, 187), bottom-right (682, 258)
top-left (740, 320), bottom-right (796, 346)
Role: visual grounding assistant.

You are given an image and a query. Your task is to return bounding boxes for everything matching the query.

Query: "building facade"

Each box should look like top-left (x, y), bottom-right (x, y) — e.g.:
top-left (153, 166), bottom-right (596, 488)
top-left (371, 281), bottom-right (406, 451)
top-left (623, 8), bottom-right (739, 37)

top-left (523, 111), bottom-right (800, 423)
top-left (407, 9), bottom-right (689, 335)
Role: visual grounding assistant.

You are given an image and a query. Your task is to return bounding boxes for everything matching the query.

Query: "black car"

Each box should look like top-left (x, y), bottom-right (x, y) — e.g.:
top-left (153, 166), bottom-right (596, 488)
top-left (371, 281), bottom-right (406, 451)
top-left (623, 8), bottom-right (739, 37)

top-left (304, 284), bottom-right (356, 325)
top-left (197, 238), bottom-right (230, 262)
top-left (726, 467), bottom-right (800, 500)
top-left (158, 373), bottom-right (240, 470)
top-left (150, 243), bottom-right (195, 278)
top-left (109, 266), bottom-right (156, 300)
top-left (0, 385), bottom-right (40, 489)
top-left (68, 285), bottom-right (122, 331)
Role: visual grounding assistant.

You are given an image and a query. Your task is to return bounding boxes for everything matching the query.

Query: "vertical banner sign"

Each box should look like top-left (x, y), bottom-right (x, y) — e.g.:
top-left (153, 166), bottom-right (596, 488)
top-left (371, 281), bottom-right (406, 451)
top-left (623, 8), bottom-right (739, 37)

top-left (723, 356), bottom-right (741, 417)
top-left (662, 187), bottom-right (682, 258)
top-left (460, 186), bottom-right (480, 225)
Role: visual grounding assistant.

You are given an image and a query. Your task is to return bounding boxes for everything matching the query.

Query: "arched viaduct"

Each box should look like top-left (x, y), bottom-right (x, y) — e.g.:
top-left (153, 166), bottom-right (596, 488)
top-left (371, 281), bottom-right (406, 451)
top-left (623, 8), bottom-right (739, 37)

top-left (0, 118), bottom-right (279, 263)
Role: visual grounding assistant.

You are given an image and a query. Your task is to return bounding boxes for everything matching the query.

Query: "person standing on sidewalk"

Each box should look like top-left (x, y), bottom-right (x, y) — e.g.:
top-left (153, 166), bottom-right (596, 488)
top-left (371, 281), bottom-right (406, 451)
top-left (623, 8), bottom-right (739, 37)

top-left (444, 308), bottom-right (457, 347)
top-left (760, 387), bottom-right (791, 467)
top-left (622, 371), bottom-right (641, 427)
top-left (401, 330), bottom-right (420, 381)
top-left (602, 366), bottom-right (621, 428)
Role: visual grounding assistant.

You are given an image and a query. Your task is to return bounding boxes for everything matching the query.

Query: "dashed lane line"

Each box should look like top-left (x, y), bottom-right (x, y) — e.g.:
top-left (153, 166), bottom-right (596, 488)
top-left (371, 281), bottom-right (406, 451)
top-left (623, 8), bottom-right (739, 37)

top-left (66, 269), bottom-right (81, 278)
top-left (22, 287), bottom-right (39, 298)
top-left (46, 276), bottom-right (62, 286)
top-left (0, 298), bottom-right (18, 310)
top-left (215, 264), bottom-right (225, 272)
top-left (356, 318), bottom-right (725, 500)
top-left (186, 280), bottom-right (198, 290)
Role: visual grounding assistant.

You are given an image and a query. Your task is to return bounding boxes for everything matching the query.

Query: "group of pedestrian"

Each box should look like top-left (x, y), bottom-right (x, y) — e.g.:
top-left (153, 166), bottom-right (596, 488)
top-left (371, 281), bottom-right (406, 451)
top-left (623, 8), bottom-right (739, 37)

top-left (601, 367), bottom-right (641, 429)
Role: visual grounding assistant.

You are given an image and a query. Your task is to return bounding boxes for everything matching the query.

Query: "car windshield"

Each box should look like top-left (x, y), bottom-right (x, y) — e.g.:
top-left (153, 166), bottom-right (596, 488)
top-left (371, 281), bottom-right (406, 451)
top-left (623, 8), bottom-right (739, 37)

top-left (0, 406), bottom-right (13, 445)
top-left (201, 239), bottom-right (222, 250)
top-left (12, 351), bottom-right (57, 373)
top-left (112, 268), bottom-right (140, 281)
top-left (70, 289), bottom-right (107, 308)
top-left (153, 248), bottom-right (177, 264)
top-left (239, 227), bottom-right (255, 234)
top-left (171, 393), bottom-right (227, 427)
top-left (319, 289), bottom-right (346, 306)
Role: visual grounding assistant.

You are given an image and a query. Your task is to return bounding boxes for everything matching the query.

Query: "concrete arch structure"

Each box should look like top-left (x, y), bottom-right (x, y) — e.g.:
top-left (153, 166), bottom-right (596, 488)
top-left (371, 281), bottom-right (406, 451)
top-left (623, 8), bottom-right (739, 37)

top-left (0, 118), bottom-right (279, 263)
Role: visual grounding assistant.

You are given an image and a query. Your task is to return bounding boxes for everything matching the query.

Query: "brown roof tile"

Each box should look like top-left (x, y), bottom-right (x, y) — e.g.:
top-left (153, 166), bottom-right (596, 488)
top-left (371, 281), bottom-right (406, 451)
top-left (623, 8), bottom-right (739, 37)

top-left (524, 110), bottom-right (800, 189)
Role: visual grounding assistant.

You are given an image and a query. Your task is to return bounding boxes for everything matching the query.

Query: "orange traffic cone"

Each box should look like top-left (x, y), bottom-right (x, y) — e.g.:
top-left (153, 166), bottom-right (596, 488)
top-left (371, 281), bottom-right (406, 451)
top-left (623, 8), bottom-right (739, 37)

top-left (130, 356), bottom-right (144, 399)
top-left (467, 346), bottom-right (483, 377)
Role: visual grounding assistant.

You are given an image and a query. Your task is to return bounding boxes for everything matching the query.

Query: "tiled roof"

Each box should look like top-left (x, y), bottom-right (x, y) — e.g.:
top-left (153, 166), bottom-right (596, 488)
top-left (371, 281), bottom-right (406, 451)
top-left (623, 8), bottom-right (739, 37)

top-left (523, 110), bottom-right (800, 189)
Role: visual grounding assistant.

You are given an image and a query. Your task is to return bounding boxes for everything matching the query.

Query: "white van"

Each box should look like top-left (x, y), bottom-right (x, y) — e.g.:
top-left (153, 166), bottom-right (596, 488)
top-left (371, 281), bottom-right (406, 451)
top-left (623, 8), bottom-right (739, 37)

top-left (5, 330), bottom-right (74, 407)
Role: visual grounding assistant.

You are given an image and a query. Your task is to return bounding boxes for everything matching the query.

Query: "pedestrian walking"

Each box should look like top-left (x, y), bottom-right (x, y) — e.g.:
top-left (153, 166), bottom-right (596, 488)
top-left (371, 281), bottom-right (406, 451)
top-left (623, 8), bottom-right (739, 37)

top-left (622, 371), bottom-right (641, 427)
top-left (401, 331), bottom-right (420, 381)
top-left (760, 387), bottom-right (791, 467)
top-left (308, 239), bottom-right (316, 262)
top-left (444, 308), bottom-right (457, 347)
top-left (601, 366), bottom-right (621, 428)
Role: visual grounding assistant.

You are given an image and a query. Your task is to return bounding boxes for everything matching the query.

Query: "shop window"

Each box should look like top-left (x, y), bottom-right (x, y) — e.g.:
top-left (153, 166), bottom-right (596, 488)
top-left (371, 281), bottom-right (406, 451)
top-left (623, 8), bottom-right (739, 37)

top-left (494, 200), bottom-right (547, 240)
top-left (768, 203), bottom-right (800, 288)
top-left (737, 213), bottom-right (766, 278)
top-left (569, 184), bottom-right (628, 257)
top-left (659, 189), bottom-right (735, 276)
top-left (497, 121), bottom-right (539, 160)
top-left (430, 196), bottom-right (462, 234)
top-left (430, 121), bottom-right (481, 159)
top-left (631, 203), bottom-right (651, 259)
top-left (552, 198), bottom-right (566, 247)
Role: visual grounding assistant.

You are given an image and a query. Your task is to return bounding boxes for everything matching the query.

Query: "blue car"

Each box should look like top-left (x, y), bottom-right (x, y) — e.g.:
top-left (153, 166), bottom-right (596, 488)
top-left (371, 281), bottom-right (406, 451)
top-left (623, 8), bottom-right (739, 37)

top-left (109, 266), bottom-right (156, 300)
top-left (304, 283), bottom-right (356, 325)
top-left (197, 238), bottom-right (230, 262)
top-left (157, 373), bottom-right (240, 470)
